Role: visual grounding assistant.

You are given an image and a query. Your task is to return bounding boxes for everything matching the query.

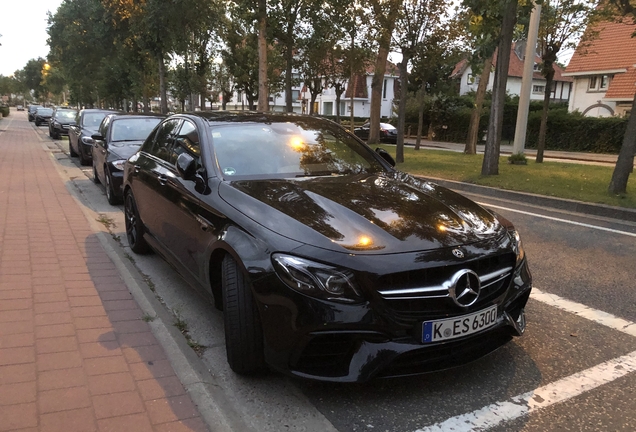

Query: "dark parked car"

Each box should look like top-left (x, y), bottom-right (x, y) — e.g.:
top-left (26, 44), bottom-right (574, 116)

top-left (48, 108), bottom-right (78, 139)
top-left (69, 109), bottom-right (119, 165)
top-left (123, 112), bottom-right (531, 382)
top-left (354, 122), bottom-right (398, 143)
top-left (34, 107), bottom-right (54, 126)
top-left (91, 113), bottom-right (164, 205)
top-left (27, 105), bottom-right (42, 122)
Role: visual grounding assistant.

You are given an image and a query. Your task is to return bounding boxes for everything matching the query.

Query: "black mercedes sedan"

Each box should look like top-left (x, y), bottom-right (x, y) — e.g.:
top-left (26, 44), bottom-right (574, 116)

top-left (48, 108), bottom-right (77, 139)
top-left (69, 108), bottom-right (119, 165)
top-left (27, 105), bottom-right (42, 122)
top-left (33, 107), bottom-right (53, 126)
top-left (91, 113), bottom-right (164, 205)
top-left (123, 112), bottom-right (531, 382)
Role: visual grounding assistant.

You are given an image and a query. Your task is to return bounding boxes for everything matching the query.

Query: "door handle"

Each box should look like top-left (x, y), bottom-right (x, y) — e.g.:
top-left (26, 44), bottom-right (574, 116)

top-left (158, 174), bottom-right (168, 186)
top-left (134, 165), bottom-right (140, 174)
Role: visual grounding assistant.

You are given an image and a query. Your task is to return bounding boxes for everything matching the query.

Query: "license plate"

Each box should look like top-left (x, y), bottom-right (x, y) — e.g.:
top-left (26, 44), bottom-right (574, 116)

top-left (422, 305), bottom-right (498, 343)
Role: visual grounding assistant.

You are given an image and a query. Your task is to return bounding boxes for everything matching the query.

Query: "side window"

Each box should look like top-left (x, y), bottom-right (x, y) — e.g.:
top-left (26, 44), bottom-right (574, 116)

top-left (169, 120), bottom-right (201, 165)
top-left (99, 116), bottom-right (111, 138)
top-left (147, 119), bottom-right (181, 162)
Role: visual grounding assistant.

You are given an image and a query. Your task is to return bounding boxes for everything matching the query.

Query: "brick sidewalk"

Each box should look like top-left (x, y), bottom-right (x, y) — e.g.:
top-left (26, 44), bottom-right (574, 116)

top-left (0, 115), bottom-right (209, 431)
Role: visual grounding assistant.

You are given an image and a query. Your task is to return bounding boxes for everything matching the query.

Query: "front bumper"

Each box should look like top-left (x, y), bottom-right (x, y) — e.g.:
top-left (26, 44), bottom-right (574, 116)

top-left (53, 125), bottom-right (71, 136)
top-left (251, 252), bottom-right (532, 382)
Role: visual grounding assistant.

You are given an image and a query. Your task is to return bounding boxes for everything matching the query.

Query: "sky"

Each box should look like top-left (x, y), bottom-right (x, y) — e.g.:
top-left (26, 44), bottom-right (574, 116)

top-left (0, 0), bottom-right (64, 76)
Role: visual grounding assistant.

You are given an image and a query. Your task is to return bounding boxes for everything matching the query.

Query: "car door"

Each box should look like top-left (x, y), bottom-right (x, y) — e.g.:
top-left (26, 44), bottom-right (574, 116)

top-left (92, 116), bottom-right (112, 184)
top-left (69, 111), bottom-right (82, 152)
top-left (130, 118), bottom-right (182, 249)
top-left (156, 119), bottom-right (213, 283)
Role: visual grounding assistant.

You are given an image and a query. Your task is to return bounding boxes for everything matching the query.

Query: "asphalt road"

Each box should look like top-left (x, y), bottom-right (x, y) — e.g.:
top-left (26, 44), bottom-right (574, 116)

top-left (27, 115), bottom-right (636, 432)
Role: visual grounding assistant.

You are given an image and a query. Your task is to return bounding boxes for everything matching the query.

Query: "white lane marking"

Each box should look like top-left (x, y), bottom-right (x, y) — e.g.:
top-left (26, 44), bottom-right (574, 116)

top-left (477, 202), bottom-right (636, 238)
top-left (416, 350), bottom-right (636, 432)
top-left (531, 288), bottom-right (636, 337)
top-left (414, 290), bottom-right (636, 431)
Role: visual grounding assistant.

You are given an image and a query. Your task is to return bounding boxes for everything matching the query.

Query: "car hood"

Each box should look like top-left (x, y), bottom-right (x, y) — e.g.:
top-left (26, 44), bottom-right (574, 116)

top-left (218, 173), bottom-right (504, 254)
top-left (109, 141), bottom-right (143, 160)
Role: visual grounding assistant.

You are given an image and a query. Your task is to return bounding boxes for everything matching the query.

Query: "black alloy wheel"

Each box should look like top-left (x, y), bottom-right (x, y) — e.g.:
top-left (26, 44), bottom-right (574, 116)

top-left (221, 255), bottom-right (266, 375)
top-left (124, 192), bottom-right (150, 254)
top-left (105, 170), bottom-right (120, 205)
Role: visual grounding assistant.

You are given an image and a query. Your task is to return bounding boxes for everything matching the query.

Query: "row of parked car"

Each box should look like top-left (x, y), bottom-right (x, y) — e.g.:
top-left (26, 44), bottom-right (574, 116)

top-left (30, 106), bottom-right (532, 382)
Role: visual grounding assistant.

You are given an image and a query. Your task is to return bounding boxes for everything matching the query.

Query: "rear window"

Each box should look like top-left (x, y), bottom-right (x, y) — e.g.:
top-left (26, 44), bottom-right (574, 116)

top-left (111, 118), bottom-right (162, 142)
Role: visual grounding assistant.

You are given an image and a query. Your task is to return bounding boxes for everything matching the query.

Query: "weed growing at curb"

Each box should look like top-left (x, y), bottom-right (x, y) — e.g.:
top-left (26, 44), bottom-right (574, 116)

top-left (96, 214), bottom-right (115, 230)
top-left (172, 308), bottom-right (206, 356)
top-left (142, 313), bottom-right (155, 322)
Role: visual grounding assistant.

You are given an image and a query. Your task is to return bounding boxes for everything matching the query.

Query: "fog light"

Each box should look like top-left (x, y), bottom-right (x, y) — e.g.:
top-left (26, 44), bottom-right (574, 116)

top-left (516, 308), bottom-right (526, 334)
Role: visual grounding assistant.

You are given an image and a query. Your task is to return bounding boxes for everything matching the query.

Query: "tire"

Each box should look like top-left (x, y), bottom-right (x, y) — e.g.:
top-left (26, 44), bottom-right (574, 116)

top-left (92, 161), bottom-right (100, 184)
top-left (69, 138), bottom-right (78, 157)
top-left (35, 120), bottom-right (40, 126)
top-left (124, 192), bottom-right (150, 254)
top-left (105, 170), bottom-right (120, 205)
top-left (78, 142), bottom-right (90, 166)
top-left (221, 255), bottom-right (266, 374)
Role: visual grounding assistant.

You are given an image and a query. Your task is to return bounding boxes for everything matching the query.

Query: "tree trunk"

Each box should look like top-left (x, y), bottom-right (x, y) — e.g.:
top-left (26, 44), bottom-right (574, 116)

top-left (481, 0), bottom-right (517, 176)
top-left (396, 56), bottom-right (410, 163)
top-left (465, 55), bottom-right (493, 154)
top-left (368, 44), bottom-right (390, 144)
top-left (285, 43), bottom-right (293, 112)
top-left (416, 92), bottom-right (425, 150)
top-left (536, 71), bottom-right (554, 163)
top-left (608, 93), bottom-right (636, 194)
top-left (257, 0), bottom-right (269, 112)
top-left (158, 53), bottom-right (168, 114)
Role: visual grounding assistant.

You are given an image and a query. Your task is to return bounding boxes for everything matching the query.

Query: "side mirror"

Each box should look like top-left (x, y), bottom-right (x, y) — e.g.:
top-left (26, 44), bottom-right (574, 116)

top-left (176, 152), bottom-right (197, 180)
top-left (375, 148), bottom-right (396, 167)
top-left (91, 134), bottom-right (104, 141)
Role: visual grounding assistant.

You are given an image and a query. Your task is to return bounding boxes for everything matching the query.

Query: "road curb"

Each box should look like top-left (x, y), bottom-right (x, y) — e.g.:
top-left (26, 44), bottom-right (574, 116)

top-left (423, 176), bottom-right (636, 223)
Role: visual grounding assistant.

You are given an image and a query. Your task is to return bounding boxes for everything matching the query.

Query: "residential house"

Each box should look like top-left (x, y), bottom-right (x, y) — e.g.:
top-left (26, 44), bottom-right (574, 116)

top-left (451, 43), bottom-right (572, 102)
top-left (226, 62), bottom-right (399, 119)
top-left (564, 18), bottom-right (636, 117)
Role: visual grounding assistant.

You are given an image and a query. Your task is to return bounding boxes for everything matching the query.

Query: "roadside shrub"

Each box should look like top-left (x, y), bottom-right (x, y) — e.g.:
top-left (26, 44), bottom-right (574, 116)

top-left (0, 107), bottom-right (9, 117)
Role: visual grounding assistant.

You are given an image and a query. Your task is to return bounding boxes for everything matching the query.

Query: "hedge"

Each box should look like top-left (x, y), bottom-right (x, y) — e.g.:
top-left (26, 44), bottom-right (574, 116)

top-left (0, 107), bottom-right (9, 118)
top-left (409, 105), bottom-right (627, 154)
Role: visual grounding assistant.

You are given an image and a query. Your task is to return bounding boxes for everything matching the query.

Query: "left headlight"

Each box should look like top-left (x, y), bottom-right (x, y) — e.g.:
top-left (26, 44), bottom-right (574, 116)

top-left (509, 230), bottom-right (525, 265)
top-left (272, 254), bottom-right (363, 303)
top-left (111, 159), bottom-right (127, 171)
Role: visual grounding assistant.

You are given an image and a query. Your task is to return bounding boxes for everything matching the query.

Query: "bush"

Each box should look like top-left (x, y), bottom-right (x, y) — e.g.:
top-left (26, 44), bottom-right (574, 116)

top-left (0, 107), bottom-right (9, 118)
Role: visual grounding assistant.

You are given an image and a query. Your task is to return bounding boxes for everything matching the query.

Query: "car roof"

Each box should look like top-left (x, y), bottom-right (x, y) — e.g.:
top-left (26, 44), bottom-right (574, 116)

top-left (171, 111), bottom-right (342, 128)
top-left (107, 112), bottom-right (166, 120)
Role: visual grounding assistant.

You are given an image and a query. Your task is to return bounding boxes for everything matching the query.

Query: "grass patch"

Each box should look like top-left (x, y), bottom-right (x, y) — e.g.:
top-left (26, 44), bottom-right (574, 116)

top-left (172, 308), bottom-right (206, 356)
top-left (378, 145), bottom-right (636, 209)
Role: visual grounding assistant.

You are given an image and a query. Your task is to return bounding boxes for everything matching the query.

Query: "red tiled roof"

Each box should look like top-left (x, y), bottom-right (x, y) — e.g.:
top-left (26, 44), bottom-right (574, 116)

top-left (344, 74), bottom-right (368, 99)
top-left (566, 19), bottom-right (636, 73)
top-left (451, 45), bottom-right (572, 82)
top-left (604, 66), bottom-right (636, 99)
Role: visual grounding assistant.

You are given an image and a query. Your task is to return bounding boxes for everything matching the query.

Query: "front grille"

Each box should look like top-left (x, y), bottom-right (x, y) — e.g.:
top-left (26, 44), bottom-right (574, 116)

top-left (377, 253), bottom-right (516, 324)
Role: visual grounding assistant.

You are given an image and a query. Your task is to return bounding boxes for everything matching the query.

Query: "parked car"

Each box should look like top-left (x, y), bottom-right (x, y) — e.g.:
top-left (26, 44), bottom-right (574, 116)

top-left (68, 108), bottom-right (119, 165)
top-left (48, 108), bottom-right (78, 139)
top-left (354, 122), bottom-right (398, 143)
top-left (33, 107), bottom-right (54, 126)
top-left (91, 113), bottom-right (165, 205)
top-left (27, 105), bottom-right (43, 122)
top-left (123, 112), bottom-right (532, 382)
top-left (16, 105), bottom-right (24, 111)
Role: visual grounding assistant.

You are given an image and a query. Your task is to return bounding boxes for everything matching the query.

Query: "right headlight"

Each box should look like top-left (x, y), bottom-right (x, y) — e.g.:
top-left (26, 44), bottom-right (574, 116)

top-left (272, 254), bottom-right (363, 303)
top-left (509, 230), bottom-right (525, 265)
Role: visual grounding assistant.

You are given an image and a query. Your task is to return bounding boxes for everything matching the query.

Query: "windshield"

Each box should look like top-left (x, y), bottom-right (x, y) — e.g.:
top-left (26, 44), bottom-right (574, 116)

top-left (111, 117), bottom-right (162, 142)
top-left (211, 120), bottom-right (386, 179)
top-left (37, 108), bottom-right (53, 115)
top-left (83, 112), bottom-right (108, 128)
top-left (56, 110), bottom-right (77, 120)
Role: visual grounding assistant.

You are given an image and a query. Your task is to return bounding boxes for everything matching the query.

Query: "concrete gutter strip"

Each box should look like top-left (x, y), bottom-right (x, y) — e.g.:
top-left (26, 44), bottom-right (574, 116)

top-left (423, 176), bottom-right (636, 223)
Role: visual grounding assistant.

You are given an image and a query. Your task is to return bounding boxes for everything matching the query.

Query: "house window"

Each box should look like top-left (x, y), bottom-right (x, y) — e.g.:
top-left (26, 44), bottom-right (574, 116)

top-left (291, 90), bottom-right (300, 101)
top-left (533, 85), bottom-right (545, 94)
top-left (467, 73), bottom-right (480, 85)
top-left (383, 79), bottom-right (388, 99)
top-left (588, 75), bottom-right (611, 92)
top-left (533, 62), bottom-right (541, 72)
